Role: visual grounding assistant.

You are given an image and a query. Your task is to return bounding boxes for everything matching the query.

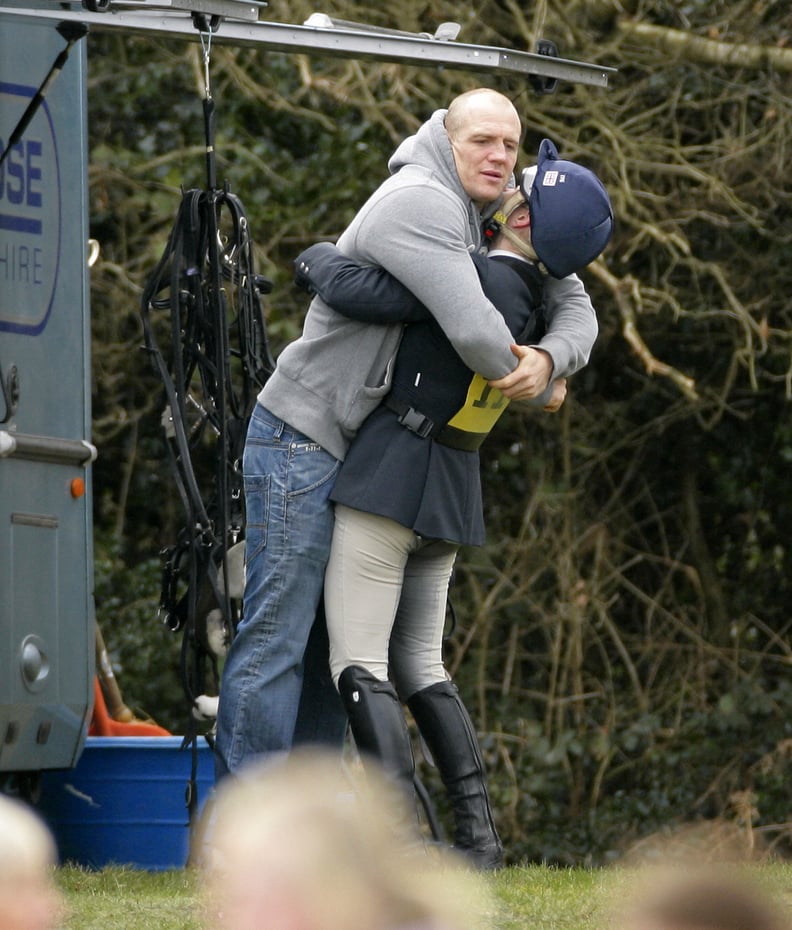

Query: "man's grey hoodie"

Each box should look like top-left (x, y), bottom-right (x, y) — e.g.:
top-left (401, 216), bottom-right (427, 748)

top-left (259, 108), bottom-right (596, 461)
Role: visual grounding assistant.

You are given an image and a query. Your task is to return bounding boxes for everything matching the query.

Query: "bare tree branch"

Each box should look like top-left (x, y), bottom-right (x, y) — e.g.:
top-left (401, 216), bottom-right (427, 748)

top-left (617, 19), bottom-right (792, 73)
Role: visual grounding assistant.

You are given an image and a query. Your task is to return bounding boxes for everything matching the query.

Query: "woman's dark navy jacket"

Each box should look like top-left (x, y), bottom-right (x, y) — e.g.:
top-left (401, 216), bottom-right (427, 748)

top-left (293, 242), bottom-right (546, 546)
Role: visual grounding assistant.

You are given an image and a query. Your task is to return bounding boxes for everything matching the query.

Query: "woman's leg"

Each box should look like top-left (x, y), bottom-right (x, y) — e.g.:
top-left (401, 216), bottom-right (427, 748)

top-left (387, 538), bottom-right (458, 698)
top-left (407, 680), bottom-right (503, 870)
top-left (324, 505), bottom-right (417, 789)
top-left (325, 505), bottom-right (415, 684)
top-left (386, 542), bottom-right (503, 870)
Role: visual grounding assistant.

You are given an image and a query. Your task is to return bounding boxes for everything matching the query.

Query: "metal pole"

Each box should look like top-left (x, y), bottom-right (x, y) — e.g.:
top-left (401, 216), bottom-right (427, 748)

top-left (0, 4), bottom-right (615, 88)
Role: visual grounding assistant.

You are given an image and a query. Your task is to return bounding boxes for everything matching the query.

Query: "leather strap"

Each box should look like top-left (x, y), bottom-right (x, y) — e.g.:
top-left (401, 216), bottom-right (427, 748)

top-left (383, 396), bottom-right (486, 451)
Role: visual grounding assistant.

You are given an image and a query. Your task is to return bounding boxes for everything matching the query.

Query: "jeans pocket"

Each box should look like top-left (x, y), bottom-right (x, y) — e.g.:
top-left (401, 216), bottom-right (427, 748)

top-left (287, 443), bottom-right (340, 497)
top-left (244, 473), bottom-right (270, 561)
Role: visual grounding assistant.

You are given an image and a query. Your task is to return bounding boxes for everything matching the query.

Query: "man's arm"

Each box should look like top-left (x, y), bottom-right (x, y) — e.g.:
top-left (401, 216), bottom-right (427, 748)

top-left (532, 274), bottom-right (598, 379)
top-left (297, 241), bottom-right (560, 404)
top-left (490, 273), bottom-right (598, 399)
top-left (301, 228), bottom-right (593, 405)
top-left (351, 187), bottom-right (595, 402)
top-left (343, 180), bottom-right (522, 381)
top-left (293, 242), bottom-right (429, 324)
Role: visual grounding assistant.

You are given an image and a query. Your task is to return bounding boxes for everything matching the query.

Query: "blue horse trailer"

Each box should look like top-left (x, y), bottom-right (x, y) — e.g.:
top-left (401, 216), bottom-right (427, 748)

top-left (0, 6), bottom-right (94, 787)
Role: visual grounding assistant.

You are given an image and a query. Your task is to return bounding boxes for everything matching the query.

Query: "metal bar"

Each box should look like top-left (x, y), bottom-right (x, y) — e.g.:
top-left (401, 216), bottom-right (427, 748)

top-left (0, 431), bottom-right (98, 466)
top-left (105, 0), bottom-right (260, 20)
top-left (0, 5), bottom-right (615, 87)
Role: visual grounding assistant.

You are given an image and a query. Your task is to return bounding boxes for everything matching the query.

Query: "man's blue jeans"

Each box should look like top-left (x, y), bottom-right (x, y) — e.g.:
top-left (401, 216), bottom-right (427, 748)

top-left (214, 405), bottom-right (347, 777)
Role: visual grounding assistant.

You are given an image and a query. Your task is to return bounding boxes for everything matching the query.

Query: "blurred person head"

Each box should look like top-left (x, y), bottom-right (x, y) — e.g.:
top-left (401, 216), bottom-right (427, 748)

top-left (201, 750), bottom-right (489, 930)
top-left (0, 795), bottom-right (62, 930)
top-left (615, 865), bottom-right (789, 930)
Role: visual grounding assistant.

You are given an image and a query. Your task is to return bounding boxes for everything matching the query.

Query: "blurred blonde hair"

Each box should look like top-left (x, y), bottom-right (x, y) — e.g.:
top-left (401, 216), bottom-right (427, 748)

top-left (614, 864), bottom-right (789, 930)
top-left (200, 749), bottom-right (491, 930)
top-left (0, 796), bottom-right (62, 930)
top-left (0, 795), bottom-right (57, 884)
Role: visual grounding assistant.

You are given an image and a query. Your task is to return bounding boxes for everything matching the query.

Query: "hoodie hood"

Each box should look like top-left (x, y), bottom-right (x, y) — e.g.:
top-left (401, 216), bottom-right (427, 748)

top-left (388, 109), bottom-right (461, 193)
top-left (387, 108), bottom-right (505, 245)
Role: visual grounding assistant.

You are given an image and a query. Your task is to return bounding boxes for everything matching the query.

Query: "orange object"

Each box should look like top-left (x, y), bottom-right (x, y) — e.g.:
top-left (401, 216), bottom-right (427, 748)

top-left (89, 677), bottom-right (171, 737)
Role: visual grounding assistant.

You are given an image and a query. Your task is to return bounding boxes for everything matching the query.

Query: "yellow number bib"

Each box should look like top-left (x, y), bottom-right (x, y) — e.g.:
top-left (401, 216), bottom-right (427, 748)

top-left (444, 373), bottom-right (510, 435)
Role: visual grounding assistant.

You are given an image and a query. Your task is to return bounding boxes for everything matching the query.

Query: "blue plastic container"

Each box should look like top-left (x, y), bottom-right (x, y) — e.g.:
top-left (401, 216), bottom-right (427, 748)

top-left (36, 736), bottom-right (215, 870)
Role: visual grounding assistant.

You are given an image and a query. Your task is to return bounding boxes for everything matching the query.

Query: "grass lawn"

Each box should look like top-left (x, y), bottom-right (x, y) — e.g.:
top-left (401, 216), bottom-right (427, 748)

top-left (56, 862), bottom-right (792, 930)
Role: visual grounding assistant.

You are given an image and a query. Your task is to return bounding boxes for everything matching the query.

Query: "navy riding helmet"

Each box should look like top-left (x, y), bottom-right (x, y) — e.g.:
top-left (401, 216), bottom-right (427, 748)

top-left (523, 138), bottom-right (613, 279)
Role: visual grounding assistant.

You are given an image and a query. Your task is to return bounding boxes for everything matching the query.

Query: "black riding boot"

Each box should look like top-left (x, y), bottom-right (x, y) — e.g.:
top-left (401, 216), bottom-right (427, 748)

top-left (408, 679), bottom-right (504, 870)
top-left (337, 665), bottom-right (415, 794)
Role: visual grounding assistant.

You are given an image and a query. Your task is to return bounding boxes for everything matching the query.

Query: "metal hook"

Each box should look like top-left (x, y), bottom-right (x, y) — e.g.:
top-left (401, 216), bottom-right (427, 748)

top-left (199, 22), bottom-right (213, 99)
